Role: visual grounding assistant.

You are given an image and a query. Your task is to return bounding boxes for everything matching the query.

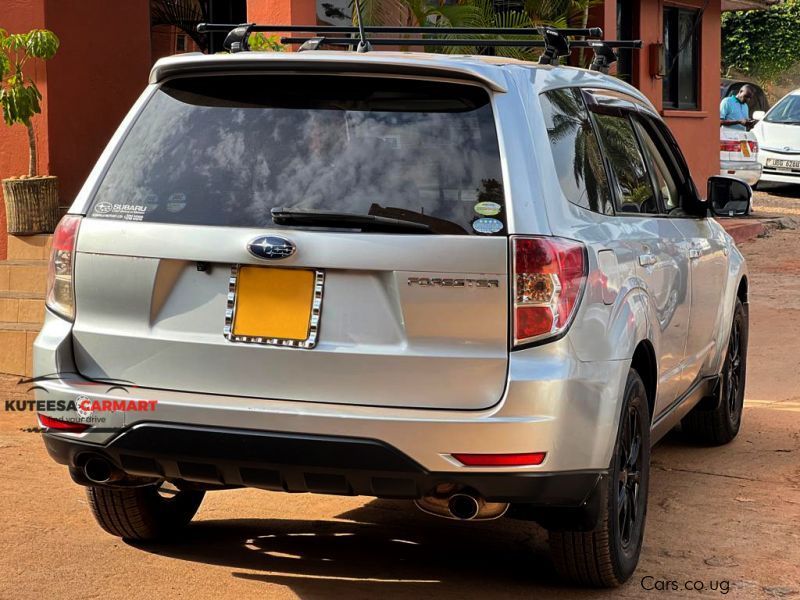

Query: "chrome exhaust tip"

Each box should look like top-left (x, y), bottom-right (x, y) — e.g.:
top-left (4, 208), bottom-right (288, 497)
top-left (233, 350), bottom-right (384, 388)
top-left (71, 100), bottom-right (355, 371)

top-left (448, 493), bottom-right (481, 520)
top-left (415, 484), bottom-right (509, 521)
top-left (83, 456), bottom-right (120, 484)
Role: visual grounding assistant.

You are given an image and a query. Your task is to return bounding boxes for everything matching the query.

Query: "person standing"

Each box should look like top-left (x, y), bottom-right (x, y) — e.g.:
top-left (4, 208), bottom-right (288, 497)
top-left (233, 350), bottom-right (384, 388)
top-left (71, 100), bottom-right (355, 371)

top-left (720, 85), bottom-right (755, 130)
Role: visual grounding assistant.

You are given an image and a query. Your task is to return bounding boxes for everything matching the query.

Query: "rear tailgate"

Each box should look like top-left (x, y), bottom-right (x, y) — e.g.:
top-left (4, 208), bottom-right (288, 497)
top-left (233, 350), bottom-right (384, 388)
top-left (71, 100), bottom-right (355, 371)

top-left (71, 72), bottom-right (510, 410)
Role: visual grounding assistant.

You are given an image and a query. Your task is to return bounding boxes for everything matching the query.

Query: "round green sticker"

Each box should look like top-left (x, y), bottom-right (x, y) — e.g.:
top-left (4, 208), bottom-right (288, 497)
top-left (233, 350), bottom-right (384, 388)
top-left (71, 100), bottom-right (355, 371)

top-left (474, 201), bottom-right (501, 216)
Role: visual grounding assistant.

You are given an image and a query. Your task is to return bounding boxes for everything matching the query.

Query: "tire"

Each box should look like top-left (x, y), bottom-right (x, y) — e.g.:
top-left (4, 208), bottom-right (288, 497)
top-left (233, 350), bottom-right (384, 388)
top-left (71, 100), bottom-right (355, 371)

top-left (86, 484), bottom-right (204, 541)
top-left (549, 369), bottom-right (651, 587)
top-left (682, 297), bottom-right (748, 445)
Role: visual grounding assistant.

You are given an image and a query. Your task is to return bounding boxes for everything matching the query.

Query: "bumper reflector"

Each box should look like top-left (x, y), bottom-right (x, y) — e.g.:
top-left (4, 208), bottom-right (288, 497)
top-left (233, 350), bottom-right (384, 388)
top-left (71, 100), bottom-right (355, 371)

top-left (452, 452), bottom-right (546, 467)
top-left (37, 413), bottom-right (91, 433)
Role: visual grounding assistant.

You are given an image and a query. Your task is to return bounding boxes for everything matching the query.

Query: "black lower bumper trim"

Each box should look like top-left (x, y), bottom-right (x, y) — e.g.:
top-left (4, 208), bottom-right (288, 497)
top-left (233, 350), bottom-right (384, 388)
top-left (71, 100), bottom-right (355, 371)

top-left (43, 423), bottom-right (605, 507)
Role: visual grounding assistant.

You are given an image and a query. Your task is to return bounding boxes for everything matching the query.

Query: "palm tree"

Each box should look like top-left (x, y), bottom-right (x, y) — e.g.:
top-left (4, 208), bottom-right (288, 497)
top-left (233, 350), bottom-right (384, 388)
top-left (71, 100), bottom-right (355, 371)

top-left (355, 0), bottom-right (596, 62)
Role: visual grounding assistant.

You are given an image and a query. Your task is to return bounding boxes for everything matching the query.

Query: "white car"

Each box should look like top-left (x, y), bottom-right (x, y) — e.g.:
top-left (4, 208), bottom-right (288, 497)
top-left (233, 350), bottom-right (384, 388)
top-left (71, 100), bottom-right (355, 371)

top-left (720, 126), bottom-right (761, 188)
top-left (720, 127), bottom-right (759, 214)
top-left (752, 89), bottom-right (800, 185)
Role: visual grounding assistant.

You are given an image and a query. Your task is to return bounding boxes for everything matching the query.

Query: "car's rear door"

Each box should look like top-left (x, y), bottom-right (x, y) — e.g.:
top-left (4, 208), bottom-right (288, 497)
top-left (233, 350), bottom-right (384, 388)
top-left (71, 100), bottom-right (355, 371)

top-left (635, 115), bottom-right (728, 385)
top-left (71, 73), bottom-right (510, 410)
top-left (587, 94), bottom-right (693, 414)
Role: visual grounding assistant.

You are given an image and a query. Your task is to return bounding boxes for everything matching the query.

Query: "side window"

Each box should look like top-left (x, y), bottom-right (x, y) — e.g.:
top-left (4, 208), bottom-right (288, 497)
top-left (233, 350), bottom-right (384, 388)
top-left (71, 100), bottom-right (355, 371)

top-left (593, 113), bottom-right (658, 214)
top-left (632, 118), bottom-right (681, 212)
top-left (540, 88), bottom-right (614, 215)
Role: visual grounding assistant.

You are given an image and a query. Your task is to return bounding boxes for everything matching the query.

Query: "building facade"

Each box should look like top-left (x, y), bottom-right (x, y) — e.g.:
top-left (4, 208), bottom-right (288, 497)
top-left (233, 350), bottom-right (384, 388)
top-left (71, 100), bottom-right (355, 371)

top-left (0, 0), bottom-right (768, 259)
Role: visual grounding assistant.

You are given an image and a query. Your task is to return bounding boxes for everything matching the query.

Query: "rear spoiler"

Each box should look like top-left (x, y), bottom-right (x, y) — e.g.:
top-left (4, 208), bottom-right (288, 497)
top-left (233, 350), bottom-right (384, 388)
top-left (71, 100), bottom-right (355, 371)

top-left (149, 52), bottom-right (509, 93)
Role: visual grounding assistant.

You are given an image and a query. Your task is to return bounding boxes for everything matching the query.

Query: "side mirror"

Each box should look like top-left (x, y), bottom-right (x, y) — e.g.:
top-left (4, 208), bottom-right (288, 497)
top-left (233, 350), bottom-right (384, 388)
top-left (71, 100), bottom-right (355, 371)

top-left (752, 110), bottom-right (766, 121)
top-left (707, 175), bottom-right (753, 217)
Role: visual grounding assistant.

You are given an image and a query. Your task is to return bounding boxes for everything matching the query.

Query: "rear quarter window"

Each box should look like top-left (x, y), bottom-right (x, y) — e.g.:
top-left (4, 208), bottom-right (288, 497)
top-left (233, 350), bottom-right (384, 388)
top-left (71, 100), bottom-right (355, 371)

top-left (539, 88), bottom-right (613, 215)
top-left (88, 74), bottom-right (506, 235)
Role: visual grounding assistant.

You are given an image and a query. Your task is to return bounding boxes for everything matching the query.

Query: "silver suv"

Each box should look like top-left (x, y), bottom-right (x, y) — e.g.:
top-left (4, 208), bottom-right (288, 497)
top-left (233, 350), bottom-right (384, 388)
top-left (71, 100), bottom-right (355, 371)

top-left (36, 46), bottom-right (750, 587)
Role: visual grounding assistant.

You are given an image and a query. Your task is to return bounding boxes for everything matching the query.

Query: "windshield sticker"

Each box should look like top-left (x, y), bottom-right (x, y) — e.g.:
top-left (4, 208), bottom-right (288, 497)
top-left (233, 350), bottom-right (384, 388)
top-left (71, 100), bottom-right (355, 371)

top-left (474, 201), bottom-right (501, 217)
top-left (91, 202), bottom-right (148, 221)
top-left (472, 217), bottom-right (503, 235)
top-left (166, 193), bottom-right (187, 213)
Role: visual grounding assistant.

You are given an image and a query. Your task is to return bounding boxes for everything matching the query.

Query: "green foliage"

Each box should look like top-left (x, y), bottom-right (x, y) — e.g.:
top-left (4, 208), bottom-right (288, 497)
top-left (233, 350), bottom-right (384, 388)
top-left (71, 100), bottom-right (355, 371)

top-left (722, 0), bottom-right (800, 84)
top-left (248, 33), bottom-right (285, 52)
top-left (0, 29), bottom-right (59, 127)
top-left (354, 0), bottom-right (596, 62)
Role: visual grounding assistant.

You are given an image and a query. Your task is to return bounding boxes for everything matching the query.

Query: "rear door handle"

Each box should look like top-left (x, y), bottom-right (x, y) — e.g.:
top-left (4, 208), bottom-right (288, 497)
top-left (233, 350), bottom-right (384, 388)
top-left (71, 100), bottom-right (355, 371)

top-left (638, 254), bottom-right (657, 267)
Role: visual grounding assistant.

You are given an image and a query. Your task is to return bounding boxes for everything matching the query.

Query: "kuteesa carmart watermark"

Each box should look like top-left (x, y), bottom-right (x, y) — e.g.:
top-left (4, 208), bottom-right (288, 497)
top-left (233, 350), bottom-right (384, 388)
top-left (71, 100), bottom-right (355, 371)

top-left (5, 395), bottom-right (159, 428)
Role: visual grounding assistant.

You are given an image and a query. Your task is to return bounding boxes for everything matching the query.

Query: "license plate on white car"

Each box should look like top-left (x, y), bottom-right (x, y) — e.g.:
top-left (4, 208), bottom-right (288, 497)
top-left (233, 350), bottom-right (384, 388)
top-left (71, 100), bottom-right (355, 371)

top-left (766, 158), bottom-right (800, 170)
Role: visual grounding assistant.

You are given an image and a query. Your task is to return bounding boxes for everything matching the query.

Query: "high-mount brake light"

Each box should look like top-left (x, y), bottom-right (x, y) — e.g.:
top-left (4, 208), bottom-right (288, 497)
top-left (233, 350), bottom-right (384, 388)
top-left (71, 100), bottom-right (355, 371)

top-left (512, 236), bottom-right (587, 347)
top-left (45, 215), bottom-right (81, 321)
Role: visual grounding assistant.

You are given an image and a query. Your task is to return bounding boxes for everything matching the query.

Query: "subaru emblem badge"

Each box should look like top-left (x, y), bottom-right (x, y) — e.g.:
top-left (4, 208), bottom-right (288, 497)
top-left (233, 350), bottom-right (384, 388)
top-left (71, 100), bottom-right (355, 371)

top-left (247, 235), bottom-right (296, 260)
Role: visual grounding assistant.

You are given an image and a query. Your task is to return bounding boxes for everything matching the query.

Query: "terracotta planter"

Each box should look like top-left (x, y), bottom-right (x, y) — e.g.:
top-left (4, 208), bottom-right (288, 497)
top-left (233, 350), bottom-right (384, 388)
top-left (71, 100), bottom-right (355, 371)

top-left (1, 176), bottom-right (60, 234)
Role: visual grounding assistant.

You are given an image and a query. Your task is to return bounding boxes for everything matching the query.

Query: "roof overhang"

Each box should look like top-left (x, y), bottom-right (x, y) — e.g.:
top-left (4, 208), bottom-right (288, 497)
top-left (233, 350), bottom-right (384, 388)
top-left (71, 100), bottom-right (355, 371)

top-left (722, 0), bottom-right (779, 11)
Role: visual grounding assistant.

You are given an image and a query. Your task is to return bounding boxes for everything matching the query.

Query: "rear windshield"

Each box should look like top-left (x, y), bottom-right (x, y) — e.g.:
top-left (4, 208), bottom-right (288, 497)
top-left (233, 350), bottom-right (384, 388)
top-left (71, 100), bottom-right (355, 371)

top-left (88, 74), bottom-right (505, 235)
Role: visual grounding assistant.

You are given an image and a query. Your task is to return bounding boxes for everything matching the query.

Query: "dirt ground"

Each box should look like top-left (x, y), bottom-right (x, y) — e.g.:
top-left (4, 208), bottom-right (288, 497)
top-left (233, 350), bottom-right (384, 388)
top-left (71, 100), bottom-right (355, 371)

top-left (2, 209), bottom-right (800, 599)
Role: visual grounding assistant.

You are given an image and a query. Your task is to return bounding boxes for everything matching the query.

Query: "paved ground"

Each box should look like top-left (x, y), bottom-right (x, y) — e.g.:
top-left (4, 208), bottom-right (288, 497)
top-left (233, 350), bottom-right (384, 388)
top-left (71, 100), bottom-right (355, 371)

top-left (2, 196), bottom-right (800, 599)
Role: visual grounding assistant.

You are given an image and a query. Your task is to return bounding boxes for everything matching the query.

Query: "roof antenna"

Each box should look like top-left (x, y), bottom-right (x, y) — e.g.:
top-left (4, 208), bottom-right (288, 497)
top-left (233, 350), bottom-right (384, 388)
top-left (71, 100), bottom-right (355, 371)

top-left (352, 0), bottom-right (371, 52)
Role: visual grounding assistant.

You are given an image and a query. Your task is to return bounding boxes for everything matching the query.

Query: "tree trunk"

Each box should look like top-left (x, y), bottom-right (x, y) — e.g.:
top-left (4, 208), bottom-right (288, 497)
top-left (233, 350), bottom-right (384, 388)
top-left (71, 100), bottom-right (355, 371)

top-left (26, 121), bottom-right (37, 177)
top-left (578, 7), bottom-right (590, 67)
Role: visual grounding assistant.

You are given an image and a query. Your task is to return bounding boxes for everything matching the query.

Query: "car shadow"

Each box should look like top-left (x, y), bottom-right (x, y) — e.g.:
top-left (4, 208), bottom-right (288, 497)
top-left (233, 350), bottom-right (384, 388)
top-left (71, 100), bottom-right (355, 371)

top-left (128, 498), bottom-right (617, 599)
top-left (756, 182), bottom-right (800, 199)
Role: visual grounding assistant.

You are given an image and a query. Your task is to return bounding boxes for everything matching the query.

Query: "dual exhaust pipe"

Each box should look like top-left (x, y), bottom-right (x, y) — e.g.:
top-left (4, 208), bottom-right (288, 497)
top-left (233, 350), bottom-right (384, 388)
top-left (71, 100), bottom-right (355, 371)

top-left (415, 485), bottom-right (508, 521)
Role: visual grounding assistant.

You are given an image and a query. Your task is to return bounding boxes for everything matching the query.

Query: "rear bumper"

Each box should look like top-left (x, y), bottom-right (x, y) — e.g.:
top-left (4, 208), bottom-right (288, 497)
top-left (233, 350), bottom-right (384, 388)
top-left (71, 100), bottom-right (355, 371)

top-left (43, 423), bottom-right (606, 507)
top-left (34, 310), bottom-right (630, 477)
top-left (720, 161), bottom-right (762, 186)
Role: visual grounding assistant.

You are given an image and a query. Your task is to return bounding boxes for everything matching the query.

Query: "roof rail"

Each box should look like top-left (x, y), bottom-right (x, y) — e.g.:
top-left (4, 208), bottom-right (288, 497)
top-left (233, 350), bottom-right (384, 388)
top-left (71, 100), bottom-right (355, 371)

top-left (196, 22), bottom-right (642, 71)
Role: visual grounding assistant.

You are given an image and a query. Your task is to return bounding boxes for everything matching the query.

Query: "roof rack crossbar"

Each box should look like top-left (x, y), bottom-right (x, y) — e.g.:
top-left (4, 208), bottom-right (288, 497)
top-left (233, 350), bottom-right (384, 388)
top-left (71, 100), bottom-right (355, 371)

top-left (280, 37), bottom-right (642, 49)
top-left (198, 23), bottom-right (603, 36)
top-left (197, 22), bottom-right (642, 68)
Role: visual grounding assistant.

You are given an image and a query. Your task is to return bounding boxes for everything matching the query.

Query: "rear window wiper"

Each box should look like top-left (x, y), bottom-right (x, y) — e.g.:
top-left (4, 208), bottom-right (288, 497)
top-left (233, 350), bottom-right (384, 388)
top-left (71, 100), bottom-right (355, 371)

top-left (271, 208), bottom-right (435, 234)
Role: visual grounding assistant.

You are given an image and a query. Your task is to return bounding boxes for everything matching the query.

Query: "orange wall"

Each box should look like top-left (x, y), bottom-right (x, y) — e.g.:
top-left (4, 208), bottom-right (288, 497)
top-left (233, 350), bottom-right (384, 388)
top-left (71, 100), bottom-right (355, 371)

top-left (0, 0), bottom-right (48, 257)
top-left (248, 0), bottom-right (316, 26)
top-left (661, 0), bottom-right (722, 192)
top-left (43, 0), bottom-right (151, 208)
top-left (0, 0), bottom-right (151, 259)
top-left (595, 0), bottom-right (722, 190)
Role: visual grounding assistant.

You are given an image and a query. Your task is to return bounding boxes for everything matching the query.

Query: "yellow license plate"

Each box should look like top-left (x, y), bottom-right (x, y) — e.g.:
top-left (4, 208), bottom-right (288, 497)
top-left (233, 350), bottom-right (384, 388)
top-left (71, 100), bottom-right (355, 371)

top-left (232, 266), bottom-right (318, 342)
top-left (740, 141), bottom-right (751, 157)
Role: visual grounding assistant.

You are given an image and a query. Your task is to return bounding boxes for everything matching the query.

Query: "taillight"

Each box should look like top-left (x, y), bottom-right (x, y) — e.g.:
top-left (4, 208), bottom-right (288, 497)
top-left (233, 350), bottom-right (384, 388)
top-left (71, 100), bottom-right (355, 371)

top-left (748, 140), bottom-right (758, 153)
top-left (45, 215), bottom-right (81, 321)
top-left (512, 236), bottom-right (586, 347)
top-left (720, 140), bottom-right (741, 152)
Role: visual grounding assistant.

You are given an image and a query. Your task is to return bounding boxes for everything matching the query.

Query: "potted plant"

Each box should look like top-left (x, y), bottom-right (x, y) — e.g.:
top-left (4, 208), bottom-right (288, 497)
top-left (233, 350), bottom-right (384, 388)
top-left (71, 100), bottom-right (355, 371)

top-left (0, 28), bottom-right (59, 234)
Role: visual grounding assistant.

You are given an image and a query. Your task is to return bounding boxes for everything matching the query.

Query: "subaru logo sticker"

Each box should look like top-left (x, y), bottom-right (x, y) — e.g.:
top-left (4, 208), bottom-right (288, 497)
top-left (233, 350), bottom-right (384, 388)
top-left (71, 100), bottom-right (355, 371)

top-left (247, 236), bottom-right (296, 260)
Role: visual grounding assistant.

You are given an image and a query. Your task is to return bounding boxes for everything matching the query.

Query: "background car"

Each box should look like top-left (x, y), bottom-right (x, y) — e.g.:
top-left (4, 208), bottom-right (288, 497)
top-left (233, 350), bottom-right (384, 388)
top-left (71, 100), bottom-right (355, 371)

top-left (720, 79), bottom-right (770, 115)
top-left (720, 126), bottom-right (760, 213)
top-left (752, 89), bottom-right (800, 185)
